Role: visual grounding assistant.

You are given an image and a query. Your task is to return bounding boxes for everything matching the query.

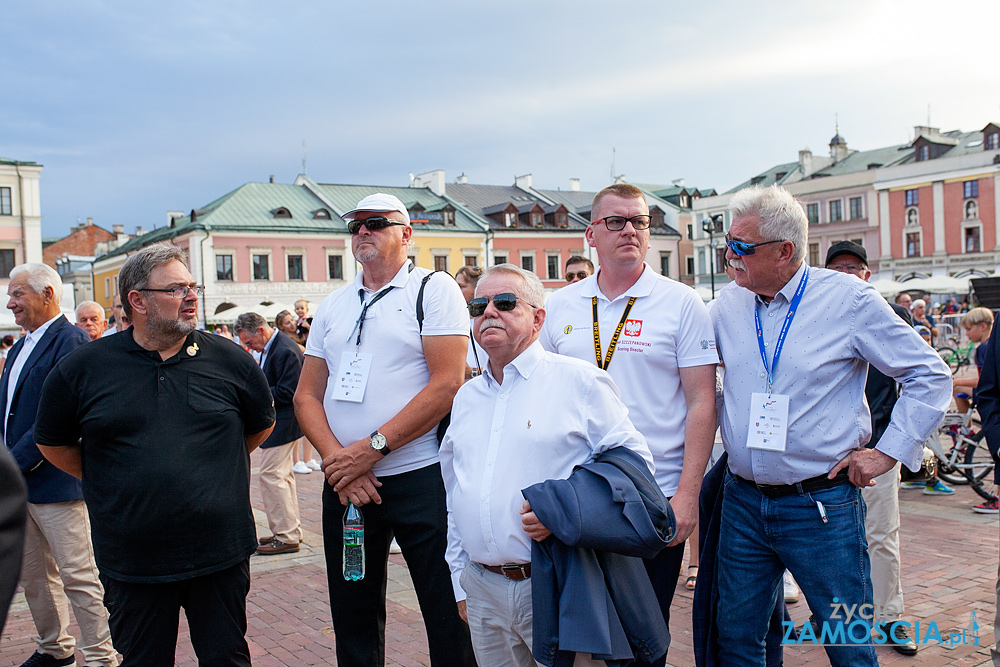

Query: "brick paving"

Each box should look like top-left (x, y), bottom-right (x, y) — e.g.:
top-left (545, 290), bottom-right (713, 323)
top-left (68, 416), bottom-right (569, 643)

top-left (2, 446), bottom-right (997, 666)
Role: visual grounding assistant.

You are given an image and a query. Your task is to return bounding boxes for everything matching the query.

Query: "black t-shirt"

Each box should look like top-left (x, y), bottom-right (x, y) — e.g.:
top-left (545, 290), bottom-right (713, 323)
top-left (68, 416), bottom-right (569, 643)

top-left (35, 329), bottom-right (275, 583)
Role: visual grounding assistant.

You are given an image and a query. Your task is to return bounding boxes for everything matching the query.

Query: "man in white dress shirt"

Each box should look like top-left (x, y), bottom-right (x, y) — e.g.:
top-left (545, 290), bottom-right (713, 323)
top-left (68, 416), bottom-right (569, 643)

top-left (711, 185), bottom-right (951, 666)
top-left (441, 264), bottom-right (654, 666)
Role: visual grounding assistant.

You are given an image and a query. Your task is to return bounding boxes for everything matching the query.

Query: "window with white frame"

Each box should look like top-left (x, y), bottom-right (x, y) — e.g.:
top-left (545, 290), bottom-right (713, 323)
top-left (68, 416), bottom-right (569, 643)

top-left (546, 253), bottom-right (560, 280)
top-left (251, 251), bottom-right (270, 281)
top-left (806, 203), bottom-right (819, 224)
top-left (829, 200), bottom-right (843, 222)
top-left (965, 225), bottom-right (982, 253)
top-left (686, 256), bottom-right (695, 276)
top-left (286, 253), bottom-right (304, 281)
top-left (0, 187), bottom-right (10, 216)
top-left (905, 231), bottom-right (921, 258)
top-left (0, 249), bottom-right (13, 277)
top-left (659, 252), bottom-right (671, 278)
top-left (849, 197), bottom-right (863, 220)
top-left (327, 253), bottom-right (344, 280)
top-left (434, 255), bottom-right (449, 272)
top-left (493, 252), bottom-right (508, 266)
top-left (808, 243), bottom-right (820, 266)
top-left (105, 277), bottom-right (111, 299)
top-left (216, 254), bottom-right (234, 281)
top-left (520, 252), bottom-right (535, 274)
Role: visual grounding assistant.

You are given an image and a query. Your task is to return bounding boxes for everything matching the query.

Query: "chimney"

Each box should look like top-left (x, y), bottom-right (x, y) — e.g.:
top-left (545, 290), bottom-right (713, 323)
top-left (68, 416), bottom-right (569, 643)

top-left (135, 226), bottom-right (144, 236)
top-left (86, 217), bottom-right (94, 226)
top-left (671, 178), bottom-right (686, 187)
top-left (167, 211), bottom-right (183, 226)
top-left (913, 126), bottom-right (940, 141)
top-left (269, 175), bottom-right (275, 184)
top-left (515, 173), bottom-right (533, 190)
top-left (569, 178), bottom-right (580, 192)
top-left (798, 148), bottom-right (814, 177)
top-left (456, 172), bottom-right (468, 185)
top-left (112, 224), bottom-right (124, 234)
top-left (412, 169), bottom-right (446, 196)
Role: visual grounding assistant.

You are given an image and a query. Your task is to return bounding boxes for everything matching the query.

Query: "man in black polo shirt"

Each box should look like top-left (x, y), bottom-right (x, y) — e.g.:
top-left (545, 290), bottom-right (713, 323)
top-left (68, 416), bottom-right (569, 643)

top-left (34, 243), bottom-right (275, 667)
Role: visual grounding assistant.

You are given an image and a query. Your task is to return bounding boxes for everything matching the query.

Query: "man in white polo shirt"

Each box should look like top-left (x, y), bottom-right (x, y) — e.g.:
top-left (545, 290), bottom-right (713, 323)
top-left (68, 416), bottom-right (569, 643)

top-left (293, 193), bottom-right (476, 667)
top-left (541, 183), bottom-right (718, 665)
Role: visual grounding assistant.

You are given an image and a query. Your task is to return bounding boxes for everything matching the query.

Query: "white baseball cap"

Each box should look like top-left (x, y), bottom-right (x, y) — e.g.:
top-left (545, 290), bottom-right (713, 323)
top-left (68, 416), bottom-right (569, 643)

top-left (342, 193), bottom-right (410, 223)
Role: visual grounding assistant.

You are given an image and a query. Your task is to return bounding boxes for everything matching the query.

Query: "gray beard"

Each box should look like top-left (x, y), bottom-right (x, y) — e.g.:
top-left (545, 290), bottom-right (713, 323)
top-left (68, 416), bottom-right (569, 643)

top-left (356, 247), bottom-right (378, 263)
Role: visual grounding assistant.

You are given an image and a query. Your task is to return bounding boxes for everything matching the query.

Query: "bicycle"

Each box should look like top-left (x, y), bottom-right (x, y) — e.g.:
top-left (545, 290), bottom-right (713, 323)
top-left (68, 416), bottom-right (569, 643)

top-left (920, 408), bottom-right (995, 500)
top-left (936, 341), bottom-right (975, 375)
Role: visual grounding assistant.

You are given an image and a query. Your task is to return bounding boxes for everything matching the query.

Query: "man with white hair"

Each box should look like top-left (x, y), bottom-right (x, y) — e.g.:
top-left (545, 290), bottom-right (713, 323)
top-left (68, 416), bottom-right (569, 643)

top-left (712, 185), bottom-right (951, 666)
top-left (441, 263), bottom-right (659, 665)
top-left (294, 193), bottom-right (475, 667)
top-left (75, 301), bottom-right (106, 341)
top-left (1, 263), bottom-right (116, 667)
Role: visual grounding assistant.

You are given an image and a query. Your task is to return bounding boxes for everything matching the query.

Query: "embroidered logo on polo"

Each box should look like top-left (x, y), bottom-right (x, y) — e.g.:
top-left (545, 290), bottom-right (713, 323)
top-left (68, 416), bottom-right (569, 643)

top-left (624, 320), bottom-right (642, 336)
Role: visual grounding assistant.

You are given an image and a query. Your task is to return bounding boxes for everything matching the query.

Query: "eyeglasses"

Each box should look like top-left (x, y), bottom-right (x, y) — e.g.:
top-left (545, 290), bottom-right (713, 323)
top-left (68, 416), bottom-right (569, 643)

top-left (139, 285), bottom-right (205, 299)
top-left (467, 292), bottom-right (536, 318)
top-left (594, 215), bottom-right (651, 231)
top-left (828, 263), bottom-right (867, 274)
top-left (347, 216), bottom-right (407, 235)
top-left (565, 271), bottom-right (590, 282)
top-left (724, 234), bottom-right (786, 256)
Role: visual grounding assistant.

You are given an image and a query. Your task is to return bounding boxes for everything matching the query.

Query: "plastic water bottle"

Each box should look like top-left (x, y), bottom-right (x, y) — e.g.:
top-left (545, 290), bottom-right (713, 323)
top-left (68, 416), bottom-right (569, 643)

top-left (343, 502), bottom-right (365, 581)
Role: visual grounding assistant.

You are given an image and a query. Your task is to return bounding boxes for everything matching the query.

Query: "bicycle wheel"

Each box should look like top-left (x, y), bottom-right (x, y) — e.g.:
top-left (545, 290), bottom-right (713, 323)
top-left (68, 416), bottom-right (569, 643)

top-left (936, 347), bottom-right (958, 374)
top-left (962, 432), bottom-right (996, 501)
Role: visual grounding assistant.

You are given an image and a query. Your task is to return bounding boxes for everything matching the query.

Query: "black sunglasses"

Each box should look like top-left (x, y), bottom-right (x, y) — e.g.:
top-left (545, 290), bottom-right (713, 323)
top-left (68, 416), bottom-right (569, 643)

top-left (467, 292), bottom-right (535, 318)
top-left (565, 271), bottom-right (590, 282)
top-left (347, 216), bottom-right (407, 235)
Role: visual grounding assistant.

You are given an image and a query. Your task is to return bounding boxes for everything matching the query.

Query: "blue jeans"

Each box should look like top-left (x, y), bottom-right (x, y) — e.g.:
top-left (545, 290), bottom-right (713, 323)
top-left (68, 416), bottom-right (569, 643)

top-left (716, 470), bottom-right (877, 667)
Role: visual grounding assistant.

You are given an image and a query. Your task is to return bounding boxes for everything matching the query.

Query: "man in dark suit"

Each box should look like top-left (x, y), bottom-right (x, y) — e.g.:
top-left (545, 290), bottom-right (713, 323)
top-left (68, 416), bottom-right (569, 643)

top-left (235, 311), bottom-right (304, 555)
top-left (2, 263), bottom-right (117, 667)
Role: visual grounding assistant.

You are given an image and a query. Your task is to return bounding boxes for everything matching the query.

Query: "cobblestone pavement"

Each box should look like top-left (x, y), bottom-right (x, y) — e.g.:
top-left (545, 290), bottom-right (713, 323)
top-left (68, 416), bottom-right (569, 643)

top-left (1, 446), bottom-right (997, 666)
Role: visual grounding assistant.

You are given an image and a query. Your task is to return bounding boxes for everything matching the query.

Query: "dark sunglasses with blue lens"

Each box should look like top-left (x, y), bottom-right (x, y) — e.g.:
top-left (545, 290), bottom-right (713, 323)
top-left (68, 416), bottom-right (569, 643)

top-left (724, 233), bottom-right (786, 256)
top-left (467, 293), bottom-right (536, 318)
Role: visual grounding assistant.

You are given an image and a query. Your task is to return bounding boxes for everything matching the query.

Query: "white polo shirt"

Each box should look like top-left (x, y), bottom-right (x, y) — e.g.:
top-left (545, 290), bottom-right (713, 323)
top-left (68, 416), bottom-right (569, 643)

top-left (305, 262), bottom-right (469, 476)
top-left (540, 264), bottom-right (718, 495)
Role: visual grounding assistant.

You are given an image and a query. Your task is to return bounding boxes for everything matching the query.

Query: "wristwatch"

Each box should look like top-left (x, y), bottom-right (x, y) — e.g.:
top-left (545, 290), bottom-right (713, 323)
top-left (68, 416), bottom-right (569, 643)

top-left (370, 431), bottom-right (390, 457)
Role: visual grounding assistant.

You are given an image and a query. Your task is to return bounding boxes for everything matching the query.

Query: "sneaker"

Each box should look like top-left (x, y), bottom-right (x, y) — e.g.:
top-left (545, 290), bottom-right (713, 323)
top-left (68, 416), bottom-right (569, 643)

top-left (876, 621), bottom-right (918, 655)
top-left (306, 458), bottom-right (322, 471)
top-left (389, 538), bottom-right (402, 554)
top-left (973, 497), bottom-right (1000, 514)
top-left (783, 570), bottom-right (800, 604)
top-left (923, 480), bottom-right (955, 495)
top-left (19, 652), bottom-right (76, 667)
top-left (899, 481), bottom-right (925, 489)
top-left (292, 461), bottom-right (312, 475)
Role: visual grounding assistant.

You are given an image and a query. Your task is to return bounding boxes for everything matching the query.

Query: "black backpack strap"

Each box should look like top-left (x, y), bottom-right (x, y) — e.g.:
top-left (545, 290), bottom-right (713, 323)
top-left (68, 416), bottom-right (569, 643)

top-left (416, 270), bottom-right (446, 332)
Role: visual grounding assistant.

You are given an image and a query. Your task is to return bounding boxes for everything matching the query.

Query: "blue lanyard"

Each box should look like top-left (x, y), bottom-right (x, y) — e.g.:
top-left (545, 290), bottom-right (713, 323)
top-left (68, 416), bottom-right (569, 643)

top-left (754, 266), bottom-right (808, 394)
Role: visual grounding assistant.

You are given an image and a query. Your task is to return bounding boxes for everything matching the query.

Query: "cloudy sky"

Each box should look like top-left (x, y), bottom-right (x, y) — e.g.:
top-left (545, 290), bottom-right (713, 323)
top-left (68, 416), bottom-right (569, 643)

top-left (4, 0), bottom-right (999, 238)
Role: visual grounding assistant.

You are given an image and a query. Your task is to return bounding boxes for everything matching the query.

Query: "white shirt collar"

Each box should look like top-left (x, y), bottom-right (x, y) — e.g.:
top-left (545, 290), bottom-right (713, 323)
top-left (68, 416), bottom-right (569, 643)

top-left (482, 340), bottom-right (546, 385)
top-left (581, 263), bottom-right (657, 301)
top-left (26, 313), bottom-right (63, 344)
top-left (354, 260), bottom-right (413, 295)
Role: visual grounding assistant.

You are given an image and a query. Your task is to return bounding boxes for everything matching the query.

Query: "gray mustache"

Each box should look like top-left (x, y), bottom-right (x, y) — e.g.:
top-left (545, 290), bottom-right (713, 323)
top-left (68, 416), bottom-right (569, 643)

top-left (478, 318), bottom-right (506, 333)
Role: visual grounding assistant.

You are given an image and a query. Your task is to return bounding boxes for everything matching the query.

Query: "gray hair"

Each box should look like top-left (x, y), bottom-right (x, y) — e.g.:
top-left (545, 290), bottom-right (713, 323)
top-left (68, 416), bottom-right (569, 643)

top-left (728, 185), bottom-right (808, 263)
top-left (76, 300), bottom-right (105, 318)
top-left (9, 263), bottom-right (63, 304)
top-left (118, 244), bottom-right (188, 319)
top-left (233, 311), bottom-right (268, 336)
top-left (478, 263), bottom-right (545, 307)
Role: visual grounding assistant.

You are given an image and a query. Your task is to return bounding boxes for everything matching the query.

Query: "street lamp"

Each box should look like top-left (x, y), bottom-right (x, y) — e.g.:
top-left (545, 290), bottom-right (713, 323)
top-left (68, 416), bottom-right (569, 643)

top-left (702, 214), bottom-right (724, 300)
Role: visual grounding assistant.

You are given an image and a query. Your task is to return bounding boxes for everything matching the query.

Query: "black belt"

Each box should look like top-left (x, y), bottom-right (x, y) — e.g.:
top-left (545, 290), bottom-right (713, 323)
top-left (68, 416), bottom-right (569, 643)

top-left (735, 469), bottom-right (850, 498)
top-left (478, 563), bottom-right (531, 581)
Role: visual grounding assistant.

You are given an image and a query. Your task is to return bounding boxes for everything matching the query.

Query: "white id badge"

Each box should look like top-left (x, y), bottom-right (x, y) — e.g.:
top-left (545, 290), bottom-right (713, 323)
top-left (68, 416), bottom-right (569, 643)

top-left (331, 352), bottom-right (373, 403)
top-left (746, 392), bottom-right (789, 452)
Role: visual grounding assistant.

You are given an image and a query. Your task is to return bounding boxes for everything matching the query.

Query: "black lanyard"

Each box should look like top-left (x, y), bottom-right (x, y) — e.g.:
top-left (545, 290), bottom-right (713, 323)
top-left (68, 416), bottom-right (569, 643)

top-left (355, 287), bottom-right (394, 346)
top-left (592, 296), bottom-right (636, 371)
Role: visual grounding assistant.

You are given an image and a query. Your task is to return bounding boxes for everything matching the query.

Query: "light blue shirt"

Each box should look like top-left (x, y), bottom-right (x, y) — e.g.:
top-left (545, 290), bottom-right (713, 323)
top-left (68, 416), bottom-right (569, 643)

top-left (712, 261), bottom-right (951, 485)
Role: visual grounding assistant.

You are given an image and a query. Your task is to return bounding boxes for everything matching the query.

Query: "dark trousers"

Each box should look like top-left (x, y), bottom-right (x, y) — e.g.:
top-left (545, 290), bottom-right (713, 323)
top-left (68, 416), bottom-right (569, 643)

top-left (631, 540), bottom-right (686, 667)
top-left (322, 463), bottom-right (476, 667)
top-left (101, 560), bottom-right (251, 667)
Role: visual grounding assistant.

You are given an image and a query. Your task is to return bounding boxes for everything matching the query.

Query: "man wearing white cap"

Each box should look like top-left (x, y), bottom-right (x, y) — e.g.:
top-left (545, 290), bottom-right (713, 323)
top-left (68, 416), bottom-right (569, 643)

top-left (294, 193), bottom-right (476, 667)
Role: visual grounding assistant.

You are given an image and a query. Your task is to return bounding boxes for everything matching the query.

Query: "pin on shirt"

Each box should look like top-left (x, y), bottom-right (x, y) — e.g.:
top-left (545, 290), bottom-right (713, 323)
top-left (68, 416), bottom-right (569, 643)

top-left (186, 342), bottom-right (200, 357)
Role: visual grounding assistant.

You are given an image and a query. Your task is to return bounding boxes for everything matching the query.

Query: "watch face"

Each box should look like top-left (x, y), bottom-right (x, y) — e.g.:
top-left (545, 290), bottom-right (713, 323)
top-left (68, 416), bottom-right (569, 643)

top-left (371, 433), bottom-right (389, 454)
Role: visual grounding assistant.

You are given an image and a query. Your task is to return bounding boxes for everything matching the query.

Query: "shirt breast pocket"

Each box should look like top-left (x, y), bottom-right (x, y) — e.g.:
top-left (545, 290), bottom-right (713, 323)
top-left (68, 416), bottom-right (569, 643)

top-left (187, 378), bottom-right (235, 414)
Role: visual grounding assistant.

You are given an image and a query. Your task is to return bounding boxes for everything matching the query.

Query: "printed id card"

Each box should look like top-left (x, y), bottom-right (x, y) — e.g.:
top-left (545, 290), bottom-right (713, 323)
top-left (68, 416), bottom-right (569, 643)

top-left (332, 352), bottom-right (373, 403)
top-left (746, 392), bottom-right (789, 452)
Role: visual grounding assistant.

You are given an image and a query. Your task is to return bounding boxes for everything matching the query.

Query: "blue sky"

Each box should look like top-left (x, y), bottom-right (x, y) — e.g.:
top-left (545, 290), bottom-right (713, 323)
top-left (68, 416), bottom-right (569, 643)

top-left (4, 0), bottom-right (998, 238)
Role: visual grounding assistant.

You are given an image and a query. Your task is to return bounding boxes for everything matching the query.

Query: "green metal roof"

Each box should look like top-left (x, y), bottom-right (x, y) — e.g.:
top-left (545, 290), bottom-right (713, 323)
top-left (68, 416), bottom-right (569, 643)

top-left (310, 182), bottom-right (487, 234)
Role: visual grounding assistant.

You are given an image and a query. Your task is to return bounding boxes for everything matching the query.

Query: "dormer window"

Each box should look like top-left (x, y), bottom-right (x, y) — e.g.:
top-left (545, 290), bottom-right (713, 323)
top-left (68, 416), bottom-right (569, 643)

top-left (273, 207), bottom-right (292, 219)
top-left (443, 209), bottom-right (455, 226)
top-left (557, 212), bottom-right (567, 227)
top-left (679, 195), bottom-right (689, 207)
top-left (504, 212), bottom-right (516, 227)
top-left (531, 212), bottom-right (542, 227)
top-left (917, 145), bottom-right (929, 161)
top-left (988, 133), bottom-right (1000, 150)
top-left (313, 209), bottom-right (331, 219)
